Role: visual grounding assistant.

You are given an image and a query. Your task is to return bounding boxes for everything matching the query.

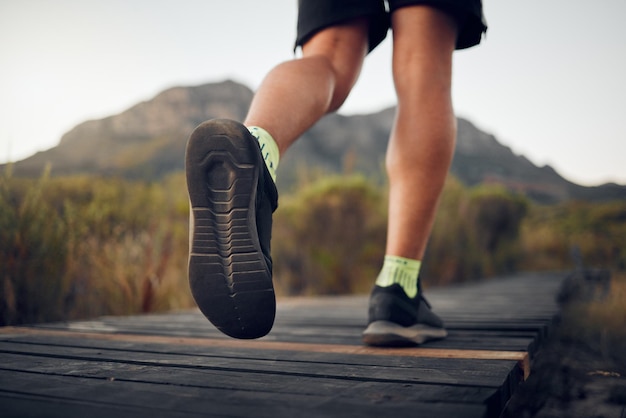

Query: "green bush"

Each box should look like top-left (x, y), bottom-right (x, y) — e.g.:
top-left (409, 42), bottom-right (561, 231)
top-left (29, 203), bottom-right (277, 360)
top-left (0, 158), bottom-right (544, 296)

top-left (272, 175), bottom-right (539, 291)
top-left (422, 179), bottom-right (529, 284)
top-left (521, 200), bottom-right (626, 272)
top-left (272, 175), bottom-right (387, 295)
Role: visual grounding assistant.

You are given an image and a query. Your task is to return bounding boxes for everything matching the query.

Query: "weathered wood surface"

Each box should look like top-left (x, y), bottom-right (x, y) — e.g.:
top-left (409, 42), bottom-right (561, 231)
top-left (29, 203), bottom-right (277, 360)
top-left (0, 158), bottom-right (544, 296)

top-left (0, 272), bottom-right (566, 418)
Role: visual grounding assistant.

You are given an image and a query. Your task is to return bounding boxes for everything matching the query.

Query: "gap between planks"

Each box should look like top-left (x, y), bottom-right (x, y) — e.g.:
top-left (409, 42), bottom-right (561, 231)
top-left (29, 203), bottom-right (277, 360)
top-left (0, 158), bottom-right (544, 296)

top-left (0, 326), bottom-right (530, 379)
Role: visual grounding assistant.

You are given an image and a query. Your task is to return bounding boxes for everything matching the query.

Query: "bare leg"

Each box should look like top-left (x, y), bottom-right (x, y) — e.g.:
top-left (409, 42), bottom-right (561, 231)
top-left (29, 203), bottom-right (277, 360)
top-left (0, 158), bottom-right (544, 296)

top-left (385, 6), bottom-right (458, 260)
top-left (244, 18), bottom-right (369, 155)
top-left (363, 7), bottom-right (458, 346)
top-left (185, 23), bottom-right (370, 339)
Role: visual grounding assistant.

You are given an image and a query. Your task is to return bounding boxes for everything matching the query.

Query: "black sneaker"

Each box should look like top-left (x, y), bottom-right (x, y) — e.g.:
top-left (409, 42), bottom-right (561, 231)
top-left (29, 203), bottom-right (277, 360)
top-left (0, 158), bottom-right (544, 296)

top-left (362, 283), bottom-right (448, 346)
top-left (185, 119), bottom-right (278, 339)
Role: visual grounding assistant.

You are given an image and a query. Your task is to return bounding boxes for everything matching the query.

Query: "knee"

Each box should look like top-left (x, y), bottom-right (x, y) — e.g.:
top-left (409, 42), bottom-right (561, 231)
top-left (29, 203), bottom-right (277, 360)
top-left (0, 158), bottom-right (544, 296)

top-left (303, 52), bottom-right (361, 112)
top-left (327, 72), bottom-right (354, 113)
top-left (301, 20), bottom-right (369, 113)
top-left (297, 54), bottom-right (356, 112)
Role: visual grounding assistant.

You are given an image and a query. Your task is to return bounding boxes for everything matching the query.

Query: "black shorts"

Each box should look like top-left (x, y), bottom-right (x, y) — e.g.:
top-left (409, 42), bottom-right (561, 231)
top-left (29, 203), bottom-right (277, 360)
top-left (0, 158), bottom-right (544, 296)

top-left (296, 0), bottom-right (487, 51)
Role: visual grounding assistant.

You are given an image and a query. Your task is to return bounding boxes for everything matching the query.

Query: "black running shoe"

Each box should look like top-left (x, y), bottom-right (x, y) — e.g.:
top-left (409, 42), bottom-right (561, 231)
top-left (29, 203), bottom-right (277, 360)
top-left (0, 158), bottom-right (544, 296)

top-left (362, 283), bottom-right (448, 346)
top-left (185, 119), bottom-right (278, 339)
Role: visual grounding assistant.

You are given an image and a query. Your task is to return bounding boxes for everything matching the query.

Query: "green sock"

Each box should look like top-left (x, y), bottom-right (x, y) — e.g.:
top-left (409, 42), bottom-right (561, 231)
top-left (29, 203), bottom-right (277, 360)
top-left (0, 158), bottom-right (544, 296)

top-left (248, 126), bottom-right (279, 183)
top-left (375, 255), bottom-right (421, 298)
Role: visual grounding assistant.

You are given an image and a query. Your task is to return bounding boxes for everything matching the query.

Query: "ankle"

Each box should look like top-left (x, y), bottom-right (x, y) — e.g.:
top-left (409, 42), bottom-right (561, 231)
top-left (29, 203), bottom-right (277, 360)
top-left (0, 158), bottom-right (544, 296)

top-left (248, 126), bottom-right (279, 182)
top-left (375, 255), bottom-right (421, 298)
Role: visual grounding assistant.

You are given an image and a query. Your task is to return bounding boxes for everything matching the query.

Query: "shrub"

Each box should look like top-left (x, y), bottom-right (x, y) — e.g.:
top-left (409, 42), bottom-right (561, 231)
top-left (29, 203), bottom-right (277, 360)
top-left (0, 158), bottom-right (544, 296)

top-left (423, 179), bottom-right (529, 283)
top-left (521, 200), bottom-right (626, 272)
top-left (0, 171), bottom-right (192, 326)
top-left (0, 171), bottom-right (70, 325)
top-left (273, 175), bottom-right (387, 295)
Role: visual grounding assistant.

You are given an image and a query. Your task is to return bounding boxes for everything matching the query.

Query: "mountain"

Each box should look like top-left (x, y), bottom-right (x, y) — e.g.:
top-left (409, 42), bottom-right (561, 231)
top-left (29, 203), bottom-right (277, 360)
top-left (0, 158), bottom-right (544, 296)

top-left (5, 80), bottom-right (625, 204)
top-left (8, 80), bottom-right (253, 179)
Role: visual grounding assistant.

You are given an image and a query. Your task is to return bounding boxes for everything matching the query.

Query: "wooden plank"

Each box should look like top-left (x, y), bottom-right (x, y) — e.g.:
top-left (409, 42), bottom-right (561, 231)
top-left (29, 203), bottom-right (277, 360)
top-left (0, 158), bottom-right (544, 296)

top-left (0, 354), bottom-right (496, 417)
top-left (0, 334), bottom-right (522, 383)
top-left (0, 326), bottom-right (530, 379)
top-left (23, 318), bottom-right (547, 354)
top-left (0, 343), bottom-right (520, 388)
top-left (0, 391), bottom-right (489, 418)
top-left (0, 363), bottom-right (497, 406)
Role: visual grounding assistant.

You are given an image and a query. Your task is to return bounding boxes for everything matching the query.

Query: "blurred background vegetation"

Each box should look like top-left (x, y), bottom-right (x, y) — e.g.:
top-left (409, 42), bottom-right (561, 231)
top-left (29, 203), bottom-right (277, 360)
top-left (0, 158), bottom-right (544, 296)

top-left (1, 169), bottom-right (625, 326)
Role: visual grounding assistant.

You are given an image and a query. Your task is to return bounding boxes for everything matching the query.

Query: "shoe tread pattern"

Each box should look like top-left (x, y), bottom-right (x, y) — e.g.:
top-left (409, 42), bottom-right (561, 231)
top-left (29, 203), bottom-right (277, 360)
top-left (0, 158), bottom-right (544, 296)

top-left (186, 120), bottom-right (275, 339)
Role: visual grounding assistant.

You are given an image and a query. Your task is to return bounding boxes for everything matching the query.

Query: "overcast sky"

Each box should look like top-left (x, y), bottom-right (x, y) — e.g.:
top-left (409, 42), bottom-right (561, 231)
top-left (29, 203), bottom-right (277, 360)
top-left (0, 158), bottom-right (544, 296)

top-left (1, 0), bottom-right (625, 186)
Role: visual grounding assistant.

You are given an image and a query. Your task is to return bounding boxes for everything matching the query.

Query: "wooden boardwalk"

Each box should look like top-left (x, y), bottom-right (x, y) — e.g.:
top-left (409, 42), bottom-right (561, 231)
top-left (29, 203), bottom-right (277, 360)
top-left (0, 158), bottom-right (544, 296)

top-left (0, 272), bottom-right (566, 418)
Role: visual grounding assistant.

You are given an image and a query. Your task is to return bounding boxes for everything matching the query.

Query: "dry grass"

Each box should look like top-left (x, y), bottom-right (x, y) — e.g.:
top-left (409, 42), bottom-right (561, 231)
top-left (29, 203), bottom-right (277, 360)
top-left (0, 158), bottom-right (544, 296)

top-left (3, 170), bottom-right (626, 326)
top-left (503, 272), bottom-right (626, 417)
top-left (0, 172), bottom-right (193, 326)
top-left (559, 271), bottom-right (626, 370)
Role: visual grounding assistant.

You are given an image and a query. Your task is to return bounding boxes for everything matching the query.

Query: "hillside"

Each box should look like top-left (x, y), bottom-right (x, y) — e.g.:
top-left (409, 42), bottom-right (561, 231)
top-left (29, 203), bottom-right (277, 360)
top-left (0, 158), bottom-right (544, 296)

top-left (5, 80), bottom-right (625, 203)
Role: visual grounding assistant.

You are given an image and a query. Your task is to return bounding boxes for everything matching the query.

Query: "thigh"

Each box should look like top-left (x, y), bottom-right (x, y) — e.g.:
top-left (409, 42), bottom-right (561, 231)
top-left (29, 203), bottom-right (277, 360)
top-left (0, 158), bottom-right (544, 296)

top-left (296, 0), bottom-right (390, 52)
top-left (388, 0), bottom-right (487, 49)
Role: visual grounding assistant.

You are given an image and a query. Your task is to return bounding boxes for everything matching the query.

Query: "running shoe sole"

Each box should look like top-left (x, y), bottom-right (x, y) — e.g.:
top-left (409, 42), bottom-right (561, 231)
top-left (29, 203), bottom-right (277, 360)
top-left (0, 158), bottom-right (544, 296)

top-left (362, 320), bottom-right (448, 347)
top-left (185, 120), bottom-right (275, 339)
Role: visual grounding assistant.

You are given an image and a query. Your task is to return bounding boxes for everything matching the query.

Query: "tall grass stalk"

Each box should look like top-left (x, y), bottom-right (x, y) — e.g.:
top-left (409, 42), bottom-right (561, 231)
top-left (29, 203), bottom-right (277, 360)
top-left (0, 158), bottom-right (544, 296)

top-left (0, 172), bottom-right (192, 326)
